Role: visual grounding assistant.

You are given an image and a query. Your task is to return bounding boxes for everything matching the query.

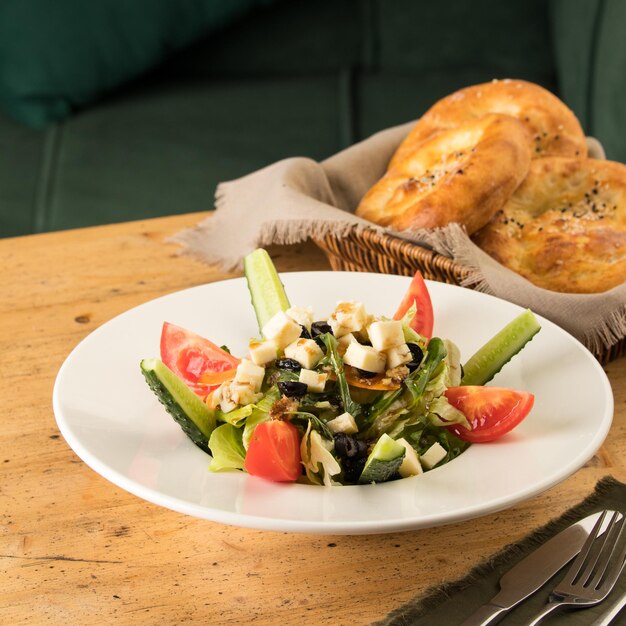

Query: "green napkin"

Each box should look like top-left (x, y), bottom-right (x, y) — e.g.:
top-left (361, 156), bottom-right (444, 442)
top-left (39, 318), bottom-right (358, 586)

top-left (374, 476), bottom-right (626, 625)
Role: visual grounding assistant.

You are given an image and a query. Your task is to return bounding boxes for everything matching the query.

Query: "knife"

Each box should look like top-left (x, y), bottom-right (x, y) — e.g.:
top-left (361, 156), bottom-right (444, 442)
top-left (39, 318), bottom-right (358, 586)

top-left (459, 510), bottom-right (613, 626)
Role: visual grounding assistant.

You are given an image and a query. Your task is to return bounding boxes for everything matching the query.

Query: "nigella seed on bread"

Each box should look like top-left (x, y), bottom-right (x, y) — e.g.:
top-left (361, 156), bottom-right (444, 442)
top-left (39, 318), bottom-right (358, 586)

top-left (389, 79), bottom-right (587, 170)
top-left (473, 157), bottom-right (626, 293)
top-left (356, 114), bottom-right (531, 235)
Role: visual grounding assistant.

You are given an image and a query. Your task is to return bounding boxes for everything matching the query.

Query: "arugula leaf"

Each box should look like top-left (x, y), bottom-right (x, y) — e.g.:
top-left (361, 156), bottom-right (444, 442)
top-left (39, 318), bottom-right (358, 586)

top-left (361, 337), bottom-right (448, 440)
top-left (319, 333), bottom-right (362, 418)
top-left (263, 366), bottom-right (298, 389)
top-left (419, 422), bottom-right (470, 462)
top-left (288, 411), bottom-right (334, 440)
top-left (366, 337), bottom-right (447, 426)
top-left (403, 337), bottom-right (447, 405)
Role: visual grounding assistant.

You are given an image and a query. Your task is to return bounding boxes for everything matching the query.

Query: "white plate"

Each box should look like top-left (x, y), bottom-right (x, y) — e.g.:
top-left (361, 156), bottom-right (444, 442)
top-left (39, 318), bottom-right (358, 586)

top-left (53, 272), bottom-right (613, 534)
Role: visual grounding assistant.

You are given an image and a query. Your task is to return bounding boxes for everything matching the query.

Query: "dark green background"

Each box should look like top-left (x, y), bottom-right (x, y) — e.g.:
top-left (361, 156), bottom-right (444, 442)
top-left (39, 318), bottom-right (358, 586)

top-left (0, 0), bottom-right (623, 237)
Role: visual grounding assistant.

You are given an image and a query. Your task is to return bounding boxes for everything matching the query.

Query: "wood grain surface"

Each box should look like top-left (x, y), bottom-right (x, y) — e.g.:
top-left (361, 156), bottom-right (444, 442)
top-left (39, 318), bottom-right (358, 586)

top-left (1, 213), bottom-right (624, 625)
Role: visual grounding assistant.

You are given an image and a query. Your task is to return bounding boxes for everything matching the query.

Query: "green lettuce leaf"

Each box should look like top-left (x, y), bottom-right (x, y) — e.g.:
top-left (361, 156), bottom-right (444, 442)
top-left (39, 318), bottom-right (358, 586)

top-left (400, 303), bottom-right (429, 346)
top-left (208, 424), bottom-right (245, 472)
top-left (443, 339), bottom-right (462, 387)
top-left (427, 396), bottom-right (471, 429)
top-left (242, 386), bottom-right (281, 448)
top-left (363, 338), bottom-right (447, 439)
top-left (216, 404), bottom-right (254, 426)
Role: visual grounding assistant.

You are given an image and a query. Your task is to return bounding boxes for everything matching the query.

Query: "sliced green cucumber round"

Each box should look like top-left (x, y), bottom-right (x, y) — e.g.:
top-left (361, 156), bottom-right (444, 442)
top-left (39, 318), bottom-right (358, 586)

top-left (140, 358), bottom-right (216, 450)
top-left (358, 434), bottom-right (405, 484)
top-left (461, 309), bottom-right (541, 386)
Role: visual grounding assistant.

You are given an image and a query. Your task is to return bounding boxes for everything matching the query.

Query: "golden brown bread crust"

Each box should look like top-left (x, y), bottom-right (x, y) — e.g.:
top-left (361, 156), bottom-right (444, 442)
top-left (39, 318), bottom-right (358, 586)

top-left (473, 158), bottom-right (626, 293)
top-left (389, 79), bottom-right (587, 169)
top-left (356, 114), bottom-right (531, 235)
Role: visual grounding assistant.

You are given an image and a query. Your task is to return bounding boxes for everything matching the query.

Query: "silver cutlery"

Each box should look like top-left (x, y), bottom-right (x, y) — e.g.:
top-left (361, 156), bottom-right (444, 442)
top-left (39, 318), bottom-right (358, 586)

top-left (590, 589), bottom-right (626, 626)
top-left (460, 510), bottom-right (616, 626)
top-left (524, 509), bottom-right (626, 625)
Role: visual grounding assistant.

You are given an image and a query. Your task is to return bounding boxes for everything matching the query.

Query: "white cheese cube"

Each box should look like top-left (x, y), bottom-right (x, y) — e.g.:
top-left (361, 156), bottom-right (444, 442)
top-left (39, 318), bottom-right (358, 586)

top-left (420, 442), bottom-right (447, 470)
top-left (261, 311), bottom-right (302, 349)
top-left (229, 383), bottom-right (263, 406)
top-left (299, 368), bottom-right (328, 393)
top-left (286, 306), bottom-right (314, 330)
top-left (396, 438), bottom-right (424, 478)
top-left (248, 339), bottom-right (278, 366)
top-left (328, 301), bottom-right (368, 337)
top-left (329, 324), bottom-right (352, 339)
top-left (218, 381), bottom-right (262, 412)
top-left (216, 384), bottom-right (238, 413)
top-left (385, 343), bottom-right (412, 369)
top-left (337, 332), bottom-right (358, 355)
top-left (343, 342), bottom-right (386, 373)
top-left (219, 398), bottom-right (238, 413)
top-left (326, 412), bottom-right (358, 434)
top-left (234, 358), bottom-right (265, 392)
top-left (368, 320), bottom-right (405, 351)
top-left (284, 338), bottom-right (324, 369)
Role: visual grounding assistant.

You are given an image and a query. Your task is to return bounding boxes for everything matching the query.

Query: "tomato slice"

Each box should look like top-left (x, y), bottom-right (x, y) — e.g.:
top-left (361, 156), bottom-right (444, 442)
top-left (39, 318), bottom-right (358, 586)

top-left (393, 271), bottom-right (434, 340)
top-left (244, 421), bottom-right (302, 482)
top-left (160, 322), bottom-right (240, 398)
top-left (444, 386), bottom-right (534, 443)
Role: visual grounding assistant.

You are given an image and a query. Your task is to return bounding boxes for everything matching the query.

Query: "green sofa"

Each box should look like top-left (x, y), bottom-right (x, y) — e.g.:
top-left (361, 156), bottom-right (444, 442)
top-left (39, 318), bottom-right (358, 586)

top-left (1, 0), bottom-right (624, 238)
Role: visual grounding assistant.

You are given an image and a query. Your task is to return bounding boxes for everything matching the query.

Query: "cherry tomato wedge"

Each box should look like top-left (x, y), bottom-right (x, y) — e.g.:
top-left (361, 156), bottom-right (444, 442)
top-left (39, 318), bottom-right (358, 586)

top-left (393, 271), bottom-right (434, 340)
top-left (160, 322), bottom-right (240, 398)
top-left (444, 386), bottom-right (534, 443)
top-left (244, 420), bottom-right (302, 482)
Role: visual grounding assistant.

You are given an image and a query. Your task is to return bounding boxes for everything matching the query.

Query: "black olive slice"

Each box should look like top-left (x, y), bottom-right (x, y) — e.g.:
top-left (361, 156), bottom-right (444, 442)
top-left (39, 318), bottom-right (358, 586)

top-left (277, 381), bottom-right (308, 398)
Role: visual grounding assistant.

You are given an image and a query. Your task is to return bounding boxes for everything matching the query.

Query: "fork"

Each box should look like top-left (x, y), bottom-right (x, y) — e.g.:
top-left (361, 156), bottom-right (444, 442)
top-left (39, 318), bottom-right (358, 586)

top-left (525, 509), bottom-right (626, 625)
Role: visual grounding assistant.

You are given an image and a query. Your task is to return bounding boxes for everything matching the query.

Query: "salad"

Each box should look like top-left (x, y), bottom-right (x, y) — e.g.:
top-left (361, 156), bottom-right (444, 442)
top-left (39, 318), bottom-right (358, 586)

top-left (140, 249), bottom-right (541, 486)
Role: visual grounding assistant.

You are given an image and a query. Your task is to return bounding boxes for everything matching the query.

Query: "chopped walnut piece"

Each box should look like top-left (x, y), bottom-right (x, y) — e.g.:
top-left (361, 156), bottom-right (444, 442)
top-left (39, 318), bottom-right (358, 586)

top-left (385, 365), bottom-right (410, 384)
top-left (269, 396), bottom-right (299, 421)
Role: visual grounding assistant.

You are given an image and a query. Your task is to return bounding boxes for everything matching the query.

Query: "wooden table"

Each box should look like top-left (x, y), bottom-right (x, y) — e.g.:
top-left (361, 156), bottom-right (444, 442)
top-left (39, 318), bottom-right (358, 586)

top-left (2, 214), bottom-right (625, 625)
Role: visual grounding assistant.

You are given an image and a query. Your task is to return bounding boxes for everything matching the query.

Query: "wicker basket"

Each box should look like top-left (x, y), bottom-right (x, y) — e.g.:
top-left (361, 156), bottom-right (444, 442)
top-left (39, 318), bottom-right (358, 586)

top-left (314, 227), bottom-right (625, 365)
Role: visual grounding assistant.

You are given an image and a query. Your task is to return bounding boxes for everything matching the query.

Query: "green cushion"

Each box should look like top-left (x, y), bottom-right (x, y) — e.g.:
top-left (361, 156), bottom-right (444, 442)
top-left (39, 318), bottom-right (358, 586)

top-left (376, 0), bottom-right (554, 74)
top-left (551, 0), bottom-right (626, 163)
top-left (159, 0), bottom-right (363, 78)
top-left (27, 76), bottom-right (345, 233)
top-left (0, 0), bottom-right (272, 129)
top-left (0, 111), bottom-right (45, 236)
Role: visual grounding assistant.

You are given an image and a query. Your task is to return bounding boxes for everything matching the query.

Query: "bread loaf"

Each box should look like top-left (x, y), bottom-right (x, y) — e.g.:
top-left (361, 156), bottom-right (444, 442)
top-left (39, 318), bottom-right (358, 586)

top-left (473, 157), bottom-right (626, 293)
top-left (389, 79), bottom-right (587, 169)
top-left (356, 114), bottom-right (531, 235)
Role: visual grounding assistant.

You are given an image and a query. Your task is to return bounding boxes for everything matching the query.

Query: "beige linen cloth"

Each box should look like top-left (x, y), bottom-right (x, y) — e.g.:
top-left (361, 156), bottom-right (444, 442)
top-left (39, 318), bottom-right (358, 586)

top-left (172, 122), bottom-right (626, 355)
